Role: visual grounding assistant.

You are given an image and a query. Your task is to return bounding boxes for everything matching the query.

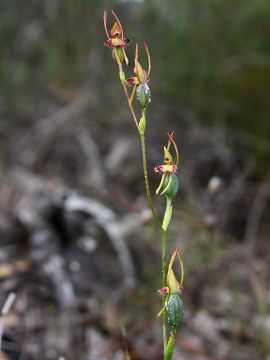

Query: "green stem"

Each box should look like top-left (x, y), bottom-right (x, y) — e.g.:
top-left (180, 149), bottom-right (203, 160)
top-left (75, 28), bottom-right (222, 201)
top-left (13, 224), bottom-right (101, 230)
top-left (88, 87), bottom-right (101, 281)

top-left (138, 112), bottom-right (168, 354)
top-left (120, 76), bottom-right (167, 356)
top-left (139, 132), bottom-right (162, 230)
top-left (119, 76), bottom-right (160, 228)
top-left (162, 197), bottom-right (173, 357)
top-left (118, 67), bottom-right (139, 130)
top-left (162, 228), bottom-right (168, 354)
top-left (123, 83), bottom-right (139, 129)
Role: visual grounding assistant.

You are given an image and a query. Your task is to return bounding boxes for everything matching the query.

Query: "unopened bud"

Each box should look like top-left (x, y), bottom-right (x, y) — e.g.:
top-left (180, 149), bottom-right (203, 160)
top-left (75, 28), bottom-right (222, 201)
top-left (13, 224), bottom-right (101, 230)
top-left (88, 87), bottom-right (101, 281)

top-left (166, 294), bottom-right (184, 328)
top-left (139, 114), bottom-right (146, 134)
top-left (119, 70), bottom-right (126, 84)
top-left (136, 83), bottom-right (151, 109)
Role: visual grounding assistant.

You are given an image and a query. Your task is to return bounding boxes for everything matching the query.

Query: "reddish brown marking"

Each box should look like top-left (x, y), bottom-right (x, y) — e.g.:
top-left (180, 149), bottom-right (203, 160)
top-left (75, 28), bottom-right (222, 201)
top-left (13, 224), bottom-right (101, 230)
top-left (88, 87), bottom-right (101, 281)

top-left (158, 287), bottom-right (169, 296)
top-left (125, 76), bottom-right (138, 86)
top-left (154, 165), bottom-right (178, 174)
top-left (104, 38), bottom-right (131, 49)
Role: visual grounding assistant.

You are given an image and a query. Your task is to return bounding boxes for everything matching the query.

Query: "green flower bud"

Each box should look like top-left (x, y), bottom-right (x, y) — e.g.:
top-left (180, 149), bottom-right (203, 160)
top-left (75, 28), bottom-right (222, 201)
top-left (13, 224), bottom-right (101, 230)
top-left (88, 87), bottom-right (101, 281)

top-left (165, 333), bottom-right (175, 360)
top-left (166, 294), bottom-right (184, 328)
top-left (139, 114), bottom-right (146, 135)
top-left (119, 70), bottom-right (126, 84)
top-left (163, 174), bottom-right (179, 201)
top-left (136, 83), bottom-right (151, 109)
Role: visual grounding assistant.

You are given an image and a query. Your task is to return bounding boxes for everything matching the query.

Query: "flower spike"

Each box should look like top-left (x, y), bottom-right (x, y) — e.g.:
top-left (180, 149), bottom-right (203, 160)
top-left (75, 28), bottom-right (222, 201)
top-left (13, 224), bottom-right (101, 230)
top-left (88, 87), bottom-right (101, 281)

top-left (103, 9), bottom-right (184, 356)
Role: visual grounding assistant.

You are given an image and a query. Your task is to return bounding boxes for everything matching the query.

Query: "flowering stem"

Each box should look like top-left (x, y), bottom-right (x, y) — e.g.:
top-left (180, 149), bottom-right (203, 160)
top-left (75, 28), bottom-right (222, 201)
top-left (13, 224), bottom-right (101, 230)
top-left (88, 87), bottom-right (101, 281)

top-left (161, 196), bottom-right (173, 356)
top-left (119, 67), bottom-right (139, 130)
top-left (118, 70), bottom-right (168, 357)
top-left (119, 74), bottom-right (161, 229)
top-left (139, 132), bottom-right (162, 230)
top-left (104, 12), bottom-right (181, 360)
top-left (123, 84), bottom-right (139, 130)
top-left (162, 228), bottom-right (168, 353)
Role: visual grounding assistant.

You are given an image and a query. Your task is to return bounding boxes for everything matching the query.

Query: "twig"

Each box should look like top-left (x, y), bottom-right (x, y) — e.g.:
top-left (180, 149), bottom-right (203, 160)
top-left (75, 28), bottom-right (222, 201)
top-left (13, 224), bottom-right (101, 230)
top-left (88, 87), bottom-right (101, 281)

top-left (245, 170), bottom-right (270, 253)
top-left (121, 326), bottom-right (131, 360)
top-left (0, 292), bottom-right (16, 352)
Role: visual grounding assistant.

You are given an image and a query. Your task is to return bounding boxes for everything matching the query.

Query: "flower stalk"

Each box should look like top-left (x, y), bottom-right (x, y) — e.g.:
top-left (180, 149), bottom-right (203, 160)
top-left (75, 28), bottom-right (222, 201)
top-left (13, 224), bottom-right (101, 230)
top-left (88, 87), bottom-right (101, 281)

top-left (103, 11), bottom-right (184, 359)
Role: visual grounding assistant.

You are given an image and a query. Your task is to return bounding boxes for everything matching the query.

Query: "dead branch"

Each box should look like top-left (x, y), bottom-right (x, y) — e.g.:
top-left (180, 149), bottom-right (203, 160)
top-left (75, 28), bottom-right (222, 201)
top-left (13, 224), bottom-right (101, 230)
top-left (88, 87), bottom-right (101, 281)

top-left (0, 293), bottom-right (16, 352)
top-left (245, 170), bottom-right (270, 253)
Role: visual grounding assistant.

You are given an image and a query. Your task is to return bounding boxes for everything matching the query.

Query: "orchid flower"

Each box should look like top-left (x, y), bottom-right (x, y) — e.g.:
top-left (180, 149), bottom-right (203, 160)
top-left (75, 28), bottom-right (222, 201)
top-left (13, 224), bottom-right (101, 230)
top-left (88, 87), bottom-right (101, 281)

top-left (157, 248), bottom-right (184, 321)
top-left (155, 132), bottom-right (180, 195)
top-left (103, 10), bottom-right (131, 65)
top-left (125, 43), bottom-right (151, 86)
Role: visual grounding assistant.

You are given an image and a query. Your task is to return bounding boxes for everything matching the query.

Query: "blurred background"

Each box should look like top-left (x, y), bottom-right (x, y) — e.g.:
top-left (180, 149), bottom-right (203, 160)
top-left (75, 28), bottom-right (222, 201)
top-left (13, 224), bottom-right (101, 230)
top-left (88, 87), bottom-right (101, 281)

top-left (0, 0), bottom-right (270, 359)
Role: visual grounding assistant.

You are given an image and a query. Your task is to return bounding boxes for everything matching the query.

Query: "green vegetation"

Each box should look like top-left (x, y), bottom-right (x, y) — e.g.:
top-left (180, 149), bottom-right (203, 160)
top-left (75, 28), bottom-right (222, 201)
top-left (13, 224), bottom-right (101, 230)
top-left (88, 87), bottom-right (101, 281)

top-left (1, 0), bottom-right (269, 166)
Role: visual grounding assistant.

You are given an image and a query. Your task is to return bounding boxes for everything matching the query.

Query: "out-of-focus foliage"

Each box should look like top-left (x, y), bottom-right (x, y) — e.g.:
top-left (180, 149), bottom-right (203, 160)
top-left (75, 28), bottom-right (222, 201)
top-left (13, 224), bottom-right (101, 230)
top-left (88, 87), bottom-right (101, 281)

top-left (0, 0), bottom-right (103, 124)
top-left (0, 0), bottom-right (269, 164)
top-left (143, 0), bottom-right (270, 165)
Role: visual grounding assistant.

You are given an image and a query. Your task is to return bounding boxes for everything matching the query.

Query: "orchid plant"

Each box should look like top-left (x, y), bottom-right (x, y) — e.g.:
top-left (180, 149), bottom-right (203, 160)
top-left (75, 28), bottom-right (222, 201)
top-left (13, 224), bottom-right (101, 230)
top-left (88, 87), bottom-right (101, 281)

top-left (103, 11), bottom-right (184, 360)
